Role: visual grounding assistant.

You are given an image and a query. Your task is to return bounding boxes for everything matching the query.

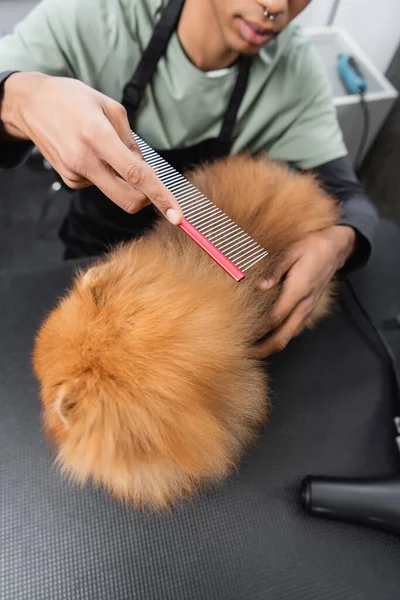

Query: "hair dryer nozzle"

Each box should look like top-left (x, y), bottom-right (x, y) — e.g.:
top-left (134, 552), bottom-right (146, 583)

top-left (301, 475), bottom-right (400, 536)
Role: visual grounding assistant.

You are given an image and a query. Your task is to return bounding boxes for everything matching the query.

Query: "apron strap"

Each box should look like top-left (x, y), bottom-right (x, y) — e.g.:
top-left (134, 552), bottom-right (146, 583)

top-left (218, 55), bottom-right (252, 144)
top-left (123, 0), bottom-right (186, 112)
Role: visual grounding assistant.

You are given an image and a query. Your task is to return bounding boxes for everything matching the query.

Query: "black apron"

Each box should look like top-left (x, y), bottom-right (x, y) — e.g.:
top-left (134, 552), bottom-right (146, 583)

top-left (59, 0), bottom-right (252, 259)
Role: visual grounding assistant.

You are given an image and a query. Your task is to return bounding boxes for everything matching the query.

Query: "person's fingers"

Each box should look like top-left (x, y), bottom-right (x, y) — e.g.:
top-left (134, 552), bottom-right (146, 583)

top-left (61, 175), bottom-right (94, 190)
top-left (252, 298), bottom-right (312, 359)
top-left (265, 267), bottom-right (311, 332)
top-left (103, 101), bottom-right (142, 155)
top-left (30, 138), bottom-right (93, 190)
top-left (85, 119), bottom-right (183, 224)
top-left (59, 164), bottom-right (96, 190)
top-left (81, 159), bottom-right (149, 213)
top-left (257, 249), bottom-right (300, 292)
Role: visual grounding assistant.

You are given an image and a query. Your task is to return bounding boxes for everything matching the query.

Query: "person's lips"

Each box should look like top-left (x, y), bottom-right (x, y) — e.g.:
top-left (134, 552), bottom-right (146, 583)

top-left (239, 18), bottom-right (275, 45)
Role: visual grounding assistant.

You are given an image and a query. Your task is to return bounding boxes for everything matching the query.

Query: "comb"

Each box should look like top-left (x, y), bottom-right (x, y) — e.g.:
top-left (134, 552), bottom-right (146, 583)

top-left (133, 132), bottom-right (268, 281)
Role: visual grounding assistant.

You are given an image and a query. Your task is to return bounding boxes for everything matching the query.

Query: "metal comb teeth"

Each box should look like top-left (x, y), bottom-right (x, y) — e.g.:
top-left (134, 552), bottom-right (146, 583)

top-left (133, 132), bottom-right (268, 281)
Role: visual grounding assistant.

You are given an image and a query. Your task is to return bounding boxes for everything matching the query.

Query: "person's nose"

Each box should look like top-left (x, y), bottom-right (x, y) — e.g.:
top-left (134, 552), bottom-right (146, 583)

top-left (256, 1), bottom-right (287, 20)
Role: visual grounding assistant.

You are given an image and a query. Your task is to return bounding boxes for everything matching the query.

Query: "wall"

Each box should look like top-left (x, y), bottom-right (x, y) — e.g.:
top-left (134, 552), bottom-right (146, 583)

top-left (295, 0), bottom-right (400, 73)
top-left (0, 0), bottom-right (38, 37)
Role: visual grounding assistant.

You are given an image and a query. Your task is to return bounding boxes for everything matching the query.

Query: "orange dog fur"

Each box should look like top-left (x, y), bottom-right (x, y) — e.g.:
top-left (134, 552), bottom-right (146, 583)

top-left (33, 154), bottom-right (340, 509)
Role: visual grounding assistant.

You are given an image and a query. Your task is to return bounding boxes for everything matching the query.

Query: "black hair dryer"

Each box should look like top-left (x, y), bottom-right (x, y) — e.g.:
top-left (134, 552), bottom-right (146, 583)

top-left (301, 475), bottom-right (400, 536)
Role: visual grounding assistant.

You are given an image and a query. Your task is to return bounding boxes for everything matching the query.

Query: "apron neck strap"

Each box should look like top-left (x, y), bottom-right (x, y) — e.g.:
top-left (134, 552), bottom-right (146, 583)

top-left (123, 0), bottom-right (186, 111)
top-left (219, 55), bottom-right (252, 144)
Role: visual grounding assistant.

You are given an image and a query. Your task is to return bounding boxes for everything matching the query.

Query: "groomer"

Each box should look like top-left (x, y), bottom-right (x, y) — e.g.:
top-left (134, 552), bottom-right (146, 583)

top-left (0, 0), bottom-right (378, 356)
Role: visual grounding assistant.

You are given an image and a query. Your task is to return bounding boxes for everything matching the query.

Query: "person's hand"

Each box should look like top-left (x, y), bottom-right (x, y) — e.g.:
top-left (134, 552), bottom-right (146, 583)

top-left (1, 72), bottom-right (182, 224)
top-left (253, 225), bottom-right (357, 358)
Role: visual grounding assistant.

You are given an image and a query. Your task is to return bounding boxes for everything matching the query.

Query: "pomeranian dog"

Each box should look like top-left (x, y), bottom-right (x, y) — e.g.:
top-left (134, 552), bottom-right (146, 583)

top-left (33, 154), bottom-right (340, 509)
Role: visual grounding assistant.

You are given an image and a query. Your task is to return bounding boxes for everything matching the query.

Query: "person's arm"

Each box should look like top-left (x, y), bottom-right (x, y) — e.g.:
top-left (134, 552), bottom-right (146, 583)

top-left (254, 163), bottom-right (378, 357)
top-left (310, 155), bottom-right (379, 275)
top-left (0, 0), bottom-right (182, 224)
top-left (0, 71), bottom-right (34, 167)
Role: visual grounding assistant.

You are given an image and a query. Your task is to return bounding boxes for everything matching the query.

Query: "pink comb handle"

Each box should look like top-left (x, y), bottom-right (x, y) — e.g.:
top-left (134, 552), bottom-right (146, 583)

top-left (179, 218), bottom-right (245, 282)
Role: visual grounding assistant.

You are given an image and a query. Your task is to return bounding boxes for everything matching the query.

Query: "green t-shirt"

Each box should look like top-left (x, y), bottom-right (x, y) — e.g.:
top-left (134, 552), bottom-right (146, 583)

top-left (0, 0), bottom-right (347, 169)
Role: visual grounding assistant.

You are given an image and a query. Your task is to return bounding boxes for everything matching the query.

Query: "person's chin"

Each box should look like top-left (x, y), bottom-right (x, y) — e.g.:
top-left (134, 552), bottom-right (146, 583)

top-left (231, 20), bottom-right (275, 54)
top-left (233, 37), bottom-right (273, 55)
top-left (239, 42), bottom-right (269, 54)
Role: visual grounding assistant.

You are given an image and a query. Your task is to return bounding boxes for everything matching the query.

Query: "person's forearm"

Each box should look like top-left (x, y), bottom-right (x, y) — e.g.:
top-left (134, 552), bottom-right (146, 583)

top-left (0, 71), bottom-right (21, 142)
top-left (330, 225), bottom-right (356, 266)
top-left (0, 71), bottom-right (36, 168)
top-left (309, 156), bottom-right (379, 272)
top-left (0, 72), bottom-right (42, 141)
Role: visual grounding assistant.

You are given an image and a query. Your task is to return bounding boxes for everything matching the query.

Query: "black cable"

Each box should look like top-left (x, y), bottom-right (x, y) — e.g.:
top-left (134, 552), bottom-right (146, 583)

top-left (355, 93), bottom-right (370, 173)
top-left (344, 278), bottom-right (400, 411)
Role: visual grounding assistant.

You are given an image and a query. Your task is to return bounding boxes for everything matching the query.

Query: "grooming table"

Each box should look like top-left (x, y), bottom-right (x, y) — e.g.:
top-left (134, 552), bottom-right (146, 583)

top-left (1, 220), bottom-right (400, 599)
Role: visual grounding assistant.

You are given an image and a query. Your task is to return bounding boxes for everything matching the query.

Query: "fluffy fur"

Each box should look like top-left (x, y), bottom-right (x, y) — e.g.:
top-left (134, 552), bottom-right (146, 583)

top-left (33, 154), bottom-right (340, 509)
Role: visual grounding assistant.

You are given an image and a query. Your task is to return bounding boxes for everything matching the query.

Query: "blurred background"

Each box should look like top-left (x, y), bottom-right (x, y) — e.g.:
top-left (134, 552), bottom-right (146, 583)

top-left (0, 0), bottom-right (399, 269)
top-left (296, 0), bottom-right (399, 72)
